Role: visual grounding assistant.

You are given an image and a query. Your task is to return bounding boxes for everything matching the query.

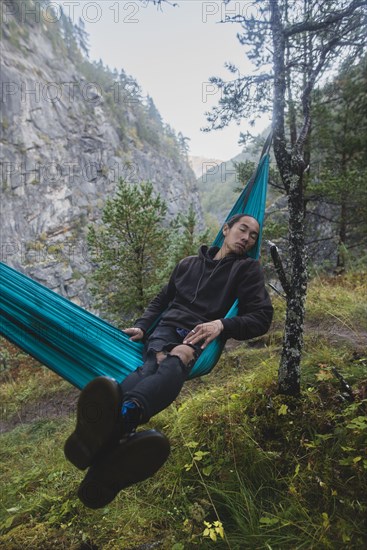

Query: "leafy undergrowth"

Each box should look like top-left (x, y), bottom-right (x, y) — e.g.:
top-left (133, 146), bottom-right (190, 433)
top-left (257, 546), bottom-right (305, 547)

top-left (0, 272), bottom-right (366, 549)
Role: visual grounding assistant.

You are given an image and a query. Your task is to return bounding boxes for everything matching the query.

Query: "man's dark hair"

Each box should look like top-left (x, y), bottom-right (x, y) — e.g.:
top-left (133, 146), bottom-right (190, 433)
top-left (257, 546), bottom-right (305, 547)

top-left (226, 213), bottom-right (259, 228)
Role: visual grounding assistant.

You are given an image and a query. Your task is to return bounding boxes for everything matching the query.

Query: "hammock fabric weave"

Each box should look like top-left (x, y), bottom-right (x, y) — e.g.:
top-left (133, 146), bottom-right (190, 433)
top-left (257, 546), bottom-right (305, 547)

top-left (0, 151), bottom-right (270, 389)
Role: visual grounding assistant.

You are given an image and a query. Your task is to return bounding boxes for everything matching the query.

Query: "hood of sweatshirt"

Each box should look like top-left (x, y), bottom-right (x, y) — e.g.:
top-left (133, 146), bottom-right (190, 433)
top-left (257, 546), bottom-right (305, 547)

top-left (189, 245), bottom-right (249, 305)
top-left (198, 245), bottom-right (249, 263)
top-left (135, 244), bottom-right (273, 340)
top-left (152, 244), bottom-right (257, 328)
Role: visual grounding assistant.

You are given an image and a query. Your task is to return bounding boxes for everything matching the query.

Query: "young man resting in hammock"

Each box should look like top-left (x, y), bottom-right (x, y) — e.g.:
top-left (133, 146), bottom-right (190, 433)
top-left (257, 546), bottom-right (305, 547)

top-left (64, 214), bottom-right (273, 508)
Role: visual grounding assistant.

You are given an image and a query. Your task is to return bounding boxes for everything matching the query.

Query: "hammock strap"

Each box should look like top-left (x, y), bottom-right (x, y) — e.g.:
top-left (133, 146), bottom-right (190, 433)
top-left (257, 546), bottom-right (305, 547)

top-left (233, 131), bottom-right (273, 217)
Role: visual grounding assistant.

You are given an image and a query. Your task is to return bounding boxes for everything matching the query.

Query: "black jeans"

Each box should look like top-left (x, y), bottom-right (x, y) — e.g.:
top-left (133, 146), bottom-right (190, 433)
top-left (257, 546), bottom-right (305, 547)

top-left (119, 325), bottom-right (202, 423)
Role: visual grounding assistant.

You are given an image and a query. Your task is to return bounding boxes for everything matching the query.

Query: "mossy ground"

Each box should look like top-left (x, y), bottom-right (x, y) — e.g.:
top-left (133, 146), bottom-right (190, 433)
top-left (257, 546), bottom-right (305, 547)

top-left (0, 272), bottom-right (366, 549)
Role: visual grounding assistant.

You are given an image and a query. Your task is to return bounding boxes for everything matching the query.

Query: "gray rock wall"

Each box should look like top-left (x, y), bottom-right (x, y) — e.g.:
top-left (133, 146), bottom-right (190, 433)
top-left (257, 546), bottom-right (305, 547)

top-left (1, 11), bottom-right (202, 307)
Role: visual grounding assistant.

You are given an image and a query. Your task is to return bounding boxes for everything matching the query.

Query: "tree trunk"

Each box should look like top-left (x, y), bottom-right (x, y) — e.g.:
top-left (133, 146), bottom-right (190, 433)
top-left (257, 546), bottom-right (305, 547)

top-left (278, 171), bottom-right (307, 395)
top-left (337, 194), bottom-right (348, 269)
top-left (271, 0), bottom-right (307, 396)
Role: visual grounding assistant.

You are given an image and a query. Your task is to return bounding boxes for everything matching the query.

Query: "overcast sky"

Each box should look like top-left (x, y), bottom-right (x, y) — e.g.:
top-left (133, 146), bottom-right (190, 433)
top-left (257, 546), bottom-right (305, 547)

top-left (54, 0), bottom-right (271, 160)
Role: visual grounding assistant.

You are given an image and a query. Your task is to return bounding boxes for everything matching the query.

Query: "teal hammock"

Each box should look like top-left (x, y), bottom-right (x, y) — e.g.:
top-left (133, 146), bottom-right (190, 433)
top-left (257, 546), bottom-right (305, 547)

top-left (0, 150), bottom-right (270, 390)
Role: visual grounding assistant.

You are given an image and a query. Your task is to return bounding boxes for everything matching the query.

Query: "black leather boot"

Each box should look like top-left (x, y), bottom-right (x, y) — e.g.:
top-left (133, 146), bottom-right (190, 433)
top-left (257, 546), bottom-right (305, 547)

top-left (64, 377), bottom-right (122, 470)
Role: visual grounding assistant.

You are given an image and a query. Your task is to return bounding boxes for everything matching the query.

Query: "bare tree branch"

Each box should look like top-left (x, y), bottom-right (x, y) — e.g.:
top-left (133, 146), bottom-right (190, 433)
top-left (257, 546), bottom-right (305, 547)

top-left (269, 242), bottom-right (292, 298)
top-left (284, 0), bottom-right (367, 36)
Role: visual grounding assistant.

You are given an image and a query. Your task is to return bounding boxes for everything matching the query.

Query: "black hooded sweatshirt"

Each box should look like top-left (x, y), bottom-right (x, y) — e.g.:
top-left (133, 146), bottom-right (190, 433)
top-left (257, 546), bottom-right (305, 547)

top-left (134, 245), bottom-right (273, 341)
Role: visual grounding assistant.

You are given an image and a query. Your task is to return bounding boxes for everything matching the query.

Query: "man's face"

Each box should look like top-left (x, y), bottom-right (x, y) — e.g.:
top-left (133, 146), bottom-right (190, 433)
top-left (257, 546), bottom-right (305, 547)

top-left (222, 216), bottom-right (259, 255)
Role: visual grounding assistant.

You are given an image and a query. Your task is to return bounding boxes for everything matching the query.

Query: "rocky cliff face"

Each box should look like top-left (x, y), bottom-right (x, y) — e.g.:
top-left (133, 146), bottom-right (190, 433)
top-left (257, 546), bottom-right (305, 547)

top-left (0, 3), bottom-right (202, 307)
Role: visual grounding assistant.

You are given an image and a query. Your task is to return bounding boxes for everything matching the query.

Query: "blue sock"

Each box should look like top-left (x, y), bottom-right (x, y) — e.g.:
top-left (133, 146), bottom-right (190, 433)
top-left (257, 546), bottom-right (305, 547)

top-left (121, 400), bottom-right (142, 435)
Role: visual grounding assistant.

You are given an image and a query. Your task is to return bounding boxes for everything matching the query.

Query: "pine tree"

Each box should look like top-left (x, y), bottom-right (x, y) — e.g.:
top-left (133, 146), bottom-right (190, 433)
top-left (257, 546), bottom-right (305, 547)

top-left (164, 205), bottom-right (210, 276)
top-left (309, 56), bottom-right (367, 268)
top-left (87, 180), bottom-right (170, 324)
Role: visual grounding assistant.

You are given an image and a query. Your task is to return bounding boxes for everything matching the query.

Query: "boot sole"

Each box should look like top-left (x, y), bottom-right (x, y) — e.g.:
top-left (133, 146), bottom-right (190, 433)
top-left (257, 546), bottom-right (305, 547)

top-left (64, 377), bottom-right (121, 470)
top-left (77, 429), bottom-right (170, 509)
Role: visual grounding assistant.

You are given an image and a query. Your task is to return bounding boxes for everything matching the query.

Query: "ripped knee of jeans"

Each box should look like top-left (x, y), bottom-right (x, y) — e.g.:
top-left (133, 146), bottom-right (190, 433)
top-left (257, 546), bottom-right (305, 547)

top-left (156, 350), bottom-right (167, 364)
top-left (168, 344), bottom-right (196, 369)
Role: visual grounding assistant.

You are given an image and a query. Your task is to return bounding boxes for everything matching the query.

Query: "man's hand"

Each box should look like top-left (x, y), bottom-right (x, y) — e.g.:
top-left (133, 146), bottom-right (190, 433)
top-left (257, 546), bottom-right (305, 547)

top-left (123, 327), bottom-right (144, 341)
top-left (183, 320), bottom-right (224, 349)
